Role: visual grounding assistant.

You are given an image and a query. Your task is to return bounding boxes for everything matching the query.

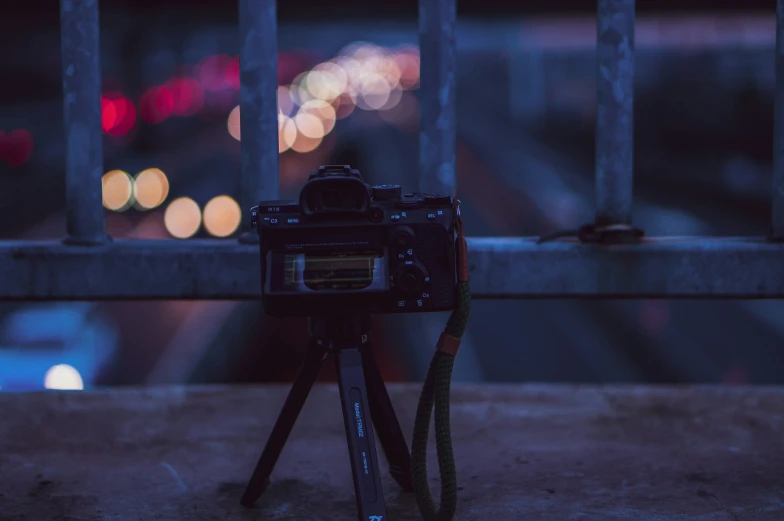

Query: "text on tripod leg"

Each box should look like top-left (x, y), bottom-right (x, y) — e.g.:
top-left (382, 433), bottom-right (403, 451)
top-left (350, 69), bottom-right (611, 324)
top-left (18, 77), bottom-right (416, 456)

top-left (354, 402), bottom-right (365, 438)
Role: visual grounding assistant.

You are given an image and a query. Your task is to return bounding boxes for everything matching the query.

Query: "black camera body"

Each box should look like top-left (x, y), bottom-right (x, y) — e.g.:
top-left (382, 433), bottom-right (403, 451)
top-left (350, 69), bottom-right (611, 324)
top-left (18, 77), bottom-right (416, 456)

top-left (251, 165), bottom-right (457, 318)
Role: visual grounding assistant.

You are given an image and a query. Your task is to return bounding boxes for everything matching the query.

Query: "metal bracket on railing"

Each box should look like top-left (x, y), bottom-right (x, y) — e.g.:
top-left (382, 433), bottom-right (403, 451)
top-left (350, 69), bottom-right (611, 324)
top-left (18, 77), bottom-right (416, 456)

top-left (575, 223), bottom-right (644, 244)
top-left (537, 223), bottom-right (644, 245)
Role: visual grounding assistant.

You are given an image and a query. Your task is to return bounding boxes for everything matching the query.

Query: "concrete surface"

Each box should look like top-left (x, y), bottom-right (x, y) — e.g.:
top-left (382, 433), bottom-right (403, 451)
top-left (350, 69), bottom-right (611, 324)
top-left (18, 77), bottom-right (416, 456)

top-left (1, 384), bottom-right (783, 520)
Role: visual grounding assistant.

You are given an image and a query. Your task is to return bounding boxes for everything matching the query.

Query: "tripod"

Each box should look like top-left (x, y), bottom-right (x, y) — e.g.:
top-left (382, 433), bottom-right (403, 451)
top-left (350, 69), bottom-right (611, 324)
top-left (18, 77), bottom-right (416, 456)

top-left (240, 315), bottom-right (414, 520)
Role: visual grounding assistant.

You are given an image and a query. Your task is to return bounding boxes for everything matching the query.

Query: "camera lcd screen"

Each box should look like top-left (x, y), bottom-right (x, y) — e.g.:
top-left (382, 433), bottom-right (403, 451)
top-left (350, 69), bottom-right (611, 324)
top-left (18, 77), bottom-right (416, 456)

top-left (265, 250), bottom-right (388, 293)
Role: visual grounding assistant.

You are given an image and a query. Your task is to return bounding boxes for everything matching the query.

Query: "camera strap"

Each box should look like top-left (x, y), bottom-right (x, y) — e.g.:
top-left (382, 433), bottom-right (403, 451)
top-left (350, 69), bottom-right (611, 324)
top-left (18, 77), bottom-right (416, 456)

top-left (411, 192), bottom-right (471, 521)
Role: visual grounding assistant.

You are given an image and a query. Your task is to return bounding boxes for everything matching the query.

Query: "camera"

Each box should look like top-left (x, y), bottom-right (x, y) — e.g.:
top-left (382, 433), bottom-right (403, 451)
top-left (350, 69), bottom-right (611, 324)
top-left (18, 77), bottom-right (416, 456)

top-left (251, 165), bottom-right (457, 317)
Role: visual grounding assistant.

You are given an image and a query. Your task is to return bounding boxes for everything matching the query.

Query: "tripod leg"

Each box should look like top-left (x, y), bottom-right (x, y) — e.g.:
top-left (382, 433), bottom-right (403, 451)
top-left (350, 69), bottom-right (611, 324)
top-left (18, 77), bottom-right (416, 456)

top-left (240, 338), bottom-right (329, 507)
top-left (361, 342), bottom-right (414, 492)
top-left (335, 345), bottom-right (387, 521)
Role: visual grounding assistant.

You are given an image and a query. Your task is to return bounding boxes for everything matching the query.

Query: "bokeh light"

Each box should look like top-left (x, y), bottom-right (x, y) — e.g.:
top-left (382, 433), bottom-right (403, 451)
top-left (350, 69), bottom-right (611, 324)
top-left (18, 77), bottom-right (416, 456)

top-left (288, 72), bottom-right (314, 106)
top-left (219, 43), bottom-right (421, 157)
top-left (102, 169), bottom-right (134, 211)
top-left (393, 47), bottom-right (421, 89)
top-left (227, 105), bottom-right (241, 141)
top-left (139, 85), bottom-right (175, 125)
top-left (133, 168), bottom-right (170, 210)
top-left (379, 85), bottom-right (403, 111)
top-left (203, 195), bottom-right (242, 237)
top-left (44, 364), bottom-right (84, 391)
top-left (164, 197), bottom-right (202, 239)
top-left (306, 62), bottom-right (348, 102)
top-left (277, 86), bottom-right (295, 116)
top-left (279, 114), bottom-right (298, 153)
top-left (228, 106), bottom-right (299, 154)
top-left (198, 54), bottom-right (234, 91)
top-left (102, 92), bottom-right (137, 136)
top-left (224, 56), bottom-right (240, 90)
top-left (299, 99), bottom-right (337, 134)
top-left (337, 56), bottom-right (362, 79)
top-left (100, 98), bottom-right (117, 132)
top-left (291, 133), bottom-right (322, 154)
top-left (377, 57), bottom-right (402, 90)
top-left (167, 76), bottom-right (205, 116)
top-left (357, 73), bottom-right (392, 110)
top-left (293, 112), bottom-right (325, 140)
top-left (334, 94), bottom-right (356, 119)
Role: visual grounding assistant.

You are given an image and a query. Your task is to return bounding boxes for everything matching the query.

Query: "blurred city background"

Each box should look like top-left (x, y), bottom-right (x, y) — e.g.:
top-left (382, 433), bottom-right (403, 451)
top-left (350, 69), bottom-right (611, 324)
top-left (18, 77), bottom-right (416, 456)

top-left (1, 0), bottom-right (783, 391)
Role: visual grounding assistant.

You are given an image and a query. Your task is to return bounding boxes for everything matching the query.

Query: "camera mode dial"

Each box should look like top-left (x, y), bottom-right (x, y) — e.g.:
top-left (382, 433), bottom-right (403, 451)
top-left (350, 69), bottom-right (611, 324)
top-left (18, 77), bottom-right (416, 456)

top-left (371, 185), bottom-right (402, 201)
top-left (393, 264), bottom-right (426, 296)
top-left (422, 193), bottom-right (452, 206)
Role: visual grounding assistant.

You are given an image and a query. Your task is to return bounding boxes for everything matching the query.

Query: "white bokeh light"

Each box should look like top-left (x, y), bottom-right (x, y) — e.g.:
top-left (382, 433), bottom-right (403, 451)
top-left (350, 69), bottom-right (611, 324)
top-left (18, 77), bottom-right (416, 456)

top-left (44, 364), bottom-right (84, 390)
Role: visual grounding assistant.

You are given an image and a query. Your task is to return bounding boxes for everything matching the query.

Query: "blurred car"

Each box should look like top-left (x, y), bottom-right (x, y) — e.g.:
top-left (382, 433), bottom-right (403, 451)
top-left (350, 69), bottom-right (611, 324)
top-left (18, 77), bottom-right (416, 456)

top-left (0, 303), bottom-right (118, 390)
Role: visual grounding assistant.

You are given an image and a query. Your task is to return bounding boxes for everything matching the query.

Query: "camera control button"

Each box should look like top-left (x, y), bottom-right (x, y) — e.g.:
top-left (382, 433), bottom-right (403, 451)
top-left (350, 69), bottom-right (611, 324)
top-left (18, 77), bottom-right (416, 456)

top-left (399, 273), bottom-right (419, 293)
top-left (369, 207), bottom-right (384, 222)
top-left (391, 214), bottom-right (401, 222)
top-left (394, 231), bottom-right (412, 247)
top-left (394, 265), bottom-right (425, 295)
top-left (426, 212), bottom-right (436, 220)
top-left (269, 218), bottom-right (279, 225)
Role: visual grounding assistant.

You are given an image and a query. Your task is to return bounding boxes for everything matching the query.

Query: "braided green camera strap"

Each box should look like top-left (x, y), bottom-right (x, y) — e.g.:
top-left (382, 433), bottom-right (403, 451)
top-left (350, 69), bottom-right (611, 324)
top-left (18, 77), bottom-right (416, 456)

top-left (411, 194), bottom-right (471, 521)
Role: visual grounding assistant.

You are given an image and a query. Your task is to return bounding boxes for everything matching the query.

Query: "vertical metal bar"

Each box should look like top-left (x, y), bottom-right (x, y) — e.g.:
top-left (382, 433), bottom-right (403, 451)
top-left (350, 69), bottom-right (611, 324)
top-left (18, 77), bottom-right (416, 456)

top-left (418, 0), bottom-right (457, 196)
top-left (595, 0), bottom-right (635, 226)
top-left (773, 0), bottom-right (784, 239)
top-left (238, 0), bottom-right (279, 241)
top-left (60, 0), bottom-right (108, 245)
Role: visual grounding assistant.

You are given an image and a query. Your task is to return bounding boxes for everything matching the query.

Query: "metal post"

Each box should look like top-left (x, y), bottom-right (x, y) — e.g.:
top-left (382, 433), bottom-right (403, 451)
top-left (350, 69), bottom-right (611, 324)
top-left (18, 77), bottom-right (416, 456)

top-left (773, 0), bottom-right (784, 239)
top-left (418, 0), bottom-right (457, 196)
top-left (595, 0), bottom-right (635, 226)
top-left (60, 0), bottom-right (108, 245)
top-left (238, 0), bottom-right (279, 242)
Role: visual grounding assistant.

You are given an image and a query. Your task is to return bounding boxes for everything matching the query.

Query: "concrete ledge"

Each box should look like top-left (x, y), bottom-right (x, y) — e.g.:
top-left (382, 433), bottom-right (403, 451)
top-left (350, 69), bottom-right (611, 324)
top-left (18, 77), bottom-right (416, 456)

top-left (1, 384), bottom-right (783, 520)
top-left (1, 237), bottom-right (784, 299)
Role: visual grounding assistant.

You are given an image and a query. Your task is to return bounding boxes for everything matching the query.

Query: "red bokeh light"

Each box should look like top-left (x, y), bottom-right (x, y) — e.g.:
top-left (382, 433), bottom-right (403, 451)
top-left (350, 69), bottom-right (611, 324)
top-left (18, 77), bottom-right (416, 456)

top-left (166, 76), bottom-right (205, 117)
top-left (0, 129), bottom-right (34, 167)
top-left (198, 54), bottom-right (234, 91)
top-left (139, 86), bottom-right (175, 124)
top-left (224, 56), bottom-right (240, 90)
top-left (100, 97), bottom-right (118, 131)
top-left (102, 91), bottom-right (137, 136)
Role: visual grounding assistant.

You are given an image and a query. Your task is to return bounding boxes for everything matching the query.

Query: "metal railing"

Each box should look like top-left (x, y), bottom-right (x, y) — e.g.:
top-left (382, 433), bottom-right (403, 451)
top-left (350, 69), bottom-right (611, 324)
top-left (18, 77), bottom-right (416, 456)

top-left (1, 0), bottom-right (784, 300)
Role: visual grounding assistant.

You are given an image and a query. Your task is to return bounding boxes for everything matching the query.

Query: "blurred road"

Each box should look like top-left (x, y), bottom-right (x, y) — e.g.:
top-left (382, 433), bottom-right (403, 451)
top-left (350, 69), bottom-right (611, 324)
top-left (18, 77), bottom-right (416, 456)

top-left (3, 18), bottom-right (784, 386)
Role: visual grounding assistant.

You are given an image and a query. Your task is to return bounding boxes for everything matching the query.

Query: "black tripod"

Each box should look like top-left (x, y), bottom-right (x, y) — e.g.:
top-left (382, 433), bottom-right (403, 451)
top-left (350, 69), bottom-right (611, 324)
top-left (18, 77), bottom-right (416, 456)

top-left (240, 315), bottom-right (414, 520)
